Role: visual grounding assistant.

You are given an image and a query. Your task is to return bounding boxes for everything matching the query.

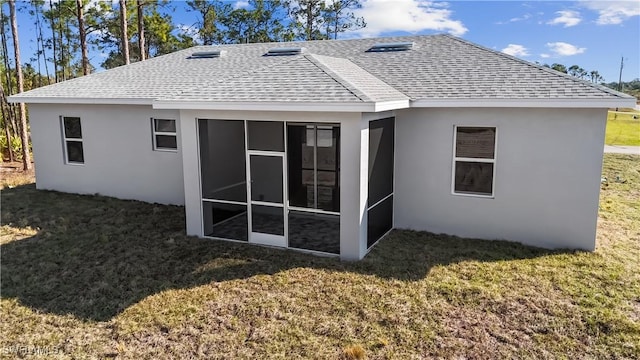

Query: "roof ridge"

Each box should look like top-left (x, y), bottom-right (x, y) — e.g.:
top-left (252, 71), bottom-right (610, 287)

top-left (209, 33), bottom-right (442, 49)
top-left (304, 54), bottom-right (373, 102)
top-left (442, 34), bottom-right (634, 100)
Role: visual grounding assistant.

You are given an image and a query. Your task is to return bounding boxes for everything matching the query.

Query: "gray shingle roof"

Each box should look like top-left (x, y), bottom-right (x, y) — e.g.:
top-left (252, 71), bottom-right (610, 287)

top-left (164, 54), bottom-right (407, 103)
top-left (10, 34), bottom-right (633, 104)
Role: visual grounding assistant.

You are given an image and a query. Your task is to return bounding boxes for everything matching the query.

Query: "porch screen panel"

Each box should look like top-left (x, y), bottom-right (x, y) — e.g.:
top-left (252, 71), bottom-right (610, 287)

top-left (202, 201), bottom-right (248, 241)
top-left (199, 119), bottom-right (248, 242)
top-left (247, 121), bottom-right (284, 152)
top-left (287, 125), bottom-right (315, 208)
top-left (316, 126), bottom-right (340, 212)
top-left (288, 211), bottom-right (340, 254)
top-left (287, 124), bottom-right (340, 254)
top-left (287, 124), bottom-right (340, 212)
top-left (199, 119), bottom-right (246, 202)
top-left (367, 117), bottom-right (395, 248)
top-left (367, 196), bottom-right (393, 247)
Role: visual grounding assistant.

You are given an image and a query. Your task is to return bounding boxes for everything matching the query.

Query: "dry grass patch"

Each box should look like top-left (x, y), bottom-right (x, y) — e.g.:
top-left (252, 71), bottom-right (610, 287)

top-left (1, 154), bottom-right (639, 359)
top-left (342, 344), bottom-right (366, 359)
top-left (0, 162), bottom-right (35, 189)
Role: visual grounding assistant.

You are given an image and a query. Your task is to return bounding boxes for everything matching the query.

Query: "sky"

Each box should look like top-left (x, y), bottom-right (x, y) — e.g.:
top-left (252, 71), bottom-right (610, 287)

top-left (7, 0), bottom-right (640, 83)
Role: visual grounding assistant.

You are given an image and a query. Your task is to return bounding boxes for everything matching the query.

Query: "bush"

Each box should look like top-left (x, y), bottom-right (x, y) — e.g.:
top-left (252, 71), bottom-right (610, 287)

top-left (0, 133), bottom-right (25, 161)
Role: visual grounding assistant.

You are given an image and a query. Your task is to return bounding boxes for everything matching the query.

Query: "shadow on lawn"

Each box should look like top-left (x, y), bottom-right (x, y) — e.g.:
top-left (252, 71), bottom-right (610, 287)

top-left (1, 185), bottom-right (566, 322)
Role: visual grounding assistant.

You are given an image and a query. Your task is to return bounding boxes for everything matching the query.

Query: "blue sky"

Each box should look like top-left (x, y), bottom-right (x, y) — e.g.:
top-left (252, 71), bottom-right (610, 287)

top-left (9, 0), bottom-right (640, 82)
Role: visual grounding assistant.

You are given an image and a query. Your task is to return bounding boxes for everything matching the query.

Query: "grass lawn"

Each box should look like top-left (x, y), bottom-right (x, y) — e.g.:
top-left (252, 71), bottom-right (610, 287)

top-left (1, 154), bottom-right (639, 359)
top-left (606, 110), bottom-right (640, 146)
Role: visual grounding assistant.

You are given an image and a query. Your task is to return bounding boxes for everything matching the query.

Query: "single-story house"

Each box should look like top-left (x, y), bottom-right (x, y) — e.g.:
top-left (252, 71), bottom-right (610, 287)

top-left (9, 34), bottom-right (635, 260)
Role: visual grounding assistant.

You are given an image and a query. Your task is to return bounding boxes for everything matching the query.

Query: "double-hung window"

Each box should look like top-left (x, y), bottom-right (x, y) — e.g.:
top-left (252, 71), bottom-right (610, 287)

top-left (152, 118), bottom-right (177, 151)
top-left (452, 126), bottom-right (496, 197)
top-left (62, 116), bottom-right (84, 164)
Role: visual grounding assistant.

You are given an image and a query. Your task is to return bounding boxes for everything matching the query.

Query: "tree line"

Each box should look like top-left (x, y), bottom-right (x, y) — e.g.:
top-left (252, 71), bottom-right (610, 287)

top-left (542, 63), bottom-right (605, 84)
top-left (604, 79), bottom-right (640, 99)
top-left (542, 62), bottom-right (640, 100)
top-left (1, 1), bottom-right (637, 171)
top-left (1, 0), bottom-right (366, 170)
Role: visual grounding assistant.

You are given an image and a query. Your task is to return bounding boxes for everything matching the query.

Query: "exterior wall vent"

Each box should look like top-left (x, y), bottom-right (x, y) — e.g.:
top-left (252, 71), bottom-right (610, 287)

top-left (366, 42), bottom-right (414, 52)
top-left (265, 47), bottom-right (306, 56)
top-left (190, 50), bottom-right (227, 59)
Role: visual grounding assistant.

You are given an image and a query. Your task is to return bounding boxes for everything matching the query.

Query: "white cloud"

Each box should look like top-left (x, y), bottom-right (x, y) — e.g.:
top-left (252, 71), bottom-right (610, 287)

top-left (581, 1), bottom-right (640, 25)
top-left (509, 14), bottom-right (532, 22)
top-left (547, 10), bottom-right (582, 27)
top-left (234, 0), bottom-right (250, 9)
top-left (502, 44), bottom-right (530, 57)
top-left (546, 42), bottom-right (586, 56)
top-left (352, 0), bottom-right (468, 37)
top-left (496, 13), bottom-right (531, 25)
top-left (540, 53), bottom-right (551, 58)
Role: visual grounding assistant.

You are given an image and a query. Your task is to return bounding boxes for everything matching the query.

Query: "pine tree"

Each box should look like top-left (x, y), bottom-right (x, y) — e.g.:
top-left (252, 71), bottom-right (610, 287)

top-left (137, 0), bottom-right (146, 61)
top-left (8, 0), bottom-right (32, 170)
top-left (119, 0), bottom-right (130, 64)
top-left (76, 0), bottom-right (89, 75)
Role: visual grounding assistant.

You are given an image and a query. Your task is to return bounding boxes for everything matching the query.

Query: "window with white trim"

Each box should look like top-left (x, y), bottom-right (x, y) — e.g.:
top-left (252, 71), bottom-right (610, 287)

top-left (62, 116), bottom-right (84, 164)
top-left (452, 126), bottom-right (496, 197)
top-left (152, 118), bottom-right (177, 151)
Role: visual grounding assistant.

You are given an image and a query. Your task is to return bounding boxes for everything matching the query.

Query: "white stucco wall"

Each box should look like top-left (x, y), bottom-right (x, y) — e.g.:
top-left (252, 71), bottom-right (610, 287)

top-left (28, 104), bottom-right (184, 205)
top-left (394, 107), bottom-right (607, 250)
top-left (28, 103), bottom-right (607, 254)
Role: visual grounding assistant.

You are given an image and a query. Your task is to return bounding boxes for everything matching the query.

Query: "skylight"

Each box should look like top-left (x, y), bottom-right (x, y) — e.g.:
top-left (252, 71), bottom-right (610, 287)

top-left (189, 50), bottom-right (227, 59)
top-left (366, 42), bottom-right (414, 52)
top-left (265, 47), bottom-right (306, 56)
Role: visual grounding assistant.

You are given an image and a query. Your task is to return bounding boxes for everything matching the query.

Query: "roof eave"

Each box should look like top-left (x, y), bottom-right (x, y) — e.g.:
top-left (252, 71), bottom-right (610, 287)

top-left (152, 99), bottom-right (410, 112)
top-left (374, 99), bottom-right (411, 112)
top-left (411, 97), bottom-right (636, 109)
top-left (6, 96), bottom-right (154, 106)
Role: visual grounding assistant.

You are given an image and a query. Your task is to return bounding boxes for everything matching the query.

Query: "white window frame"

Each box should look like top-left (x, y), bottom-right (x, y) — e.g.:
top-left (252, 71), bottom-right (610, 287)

top-left (61, 116), bottom-right (84, 165)
top-left (451, 125), bottom-right (497, 198)
top-left (152, 118), bottom-right (178, 152)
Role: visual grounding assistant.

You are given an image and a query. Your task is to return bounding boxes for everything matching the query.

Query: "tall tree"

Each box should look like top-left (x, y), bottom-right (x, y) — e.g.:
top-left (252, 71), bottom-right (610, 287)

top-left (96, 1), bottom-right (193, 68)
top-left (550, 63), bottom-right (567, 74)
top-left (58, 0), bottom-right (67, 80)
top-left (187, 0), bottom-right (224, 45)
top-left (0, 83), bottom-right (14, 162)
top-left (250, 0), bottom-right (294, 42)
top-left (42, 0), bottom-right (80, 81)
top-left (287, 0), bottom-right (326, 40)
top-left (222, 7), bottom-right (251, 43)
top-left (48, 0), bottom-right (58, 82)
top-left (32, 0), bottom-right (52, 85)
top-left (76, 0), bottom-right (89, 75)
top-left (8, 0), bottom-right (32, 170)
top-left (137, 0), bottom-right (146, 60)
top-left (568, 65), bottom-right (586, 78)
top-left (221, 0), bottom-right (293, 44)
top-left (589, 70), bottom-right (604, 84)
top-left (0, 3), bottom-right (18, 137)
top-left (119, 0), bottom-right (130, 64)
top-left (322, 0), bottom-right (365, 40)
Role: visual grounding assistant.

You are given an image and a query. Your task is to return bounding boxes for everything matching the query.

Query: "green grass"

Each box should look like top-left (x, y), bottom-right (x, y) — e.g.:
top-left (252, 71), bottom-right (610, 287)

top-left (1, 154), bottom-right (639, 359)
top-left (606, 110), bottom-right (640, 146)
